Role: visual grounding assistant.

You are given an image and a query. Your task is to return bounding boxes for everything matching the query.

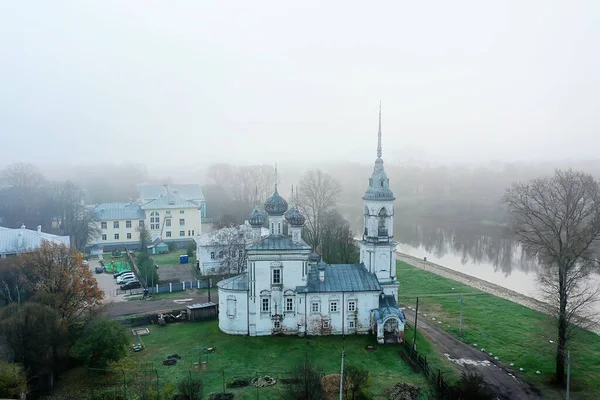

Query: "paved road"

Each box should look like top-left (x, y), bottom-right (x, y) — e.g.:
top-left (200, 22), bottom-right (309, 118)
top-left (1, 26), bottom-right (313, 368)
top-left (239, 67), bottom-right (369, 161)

top-left (401, 306), bottom-right (542, 400)
top-left (105, 290), bottom-right (219, 317)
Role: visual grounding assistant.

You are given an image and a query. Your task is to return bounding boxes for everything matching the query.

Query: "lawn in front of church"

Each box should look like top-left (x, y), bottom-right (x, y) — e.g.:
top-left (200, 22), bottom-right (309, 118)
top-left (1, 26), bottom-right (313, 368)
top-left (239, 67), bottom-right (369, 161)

top-left (114, 320), bottom-right (437, 399)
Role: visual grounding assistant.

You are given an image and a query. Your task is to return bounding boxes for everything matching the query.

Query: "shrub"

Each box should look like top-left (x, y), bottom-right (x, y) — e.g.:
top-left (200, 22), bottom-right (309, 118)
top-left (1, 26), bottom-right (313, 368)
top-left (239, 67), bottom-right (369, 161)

top-left (285, 359), bottom-right (324, 400)
top-left (453, 371), bottom-right (495, 400)
top-left (177, 375), bottom-right (204, 400)
top-left (343, 365), bottom-right (370, 400)
top-left (72, 319), bottom-right (129, 368)
top-left (0, 362), bottom-right (27, 399)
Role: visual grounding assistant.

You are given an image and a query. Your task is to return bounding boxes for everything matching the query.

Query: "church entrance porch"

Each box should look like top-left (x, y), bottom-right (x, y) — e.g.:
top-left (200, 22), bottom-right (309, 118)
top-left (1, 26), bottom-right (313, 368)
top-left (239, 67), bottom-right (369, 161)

top-left (382, 317), bottom-right (404, 344)
top-left (372, 294), bottom-right (406, 344)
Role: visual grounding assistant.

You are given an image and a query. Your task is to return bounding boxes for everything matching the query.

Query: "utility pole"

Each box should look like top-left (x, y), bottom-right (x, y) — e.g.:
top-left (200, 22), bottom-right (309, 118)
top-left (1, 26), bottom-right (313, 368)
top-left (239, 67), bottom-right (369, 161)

top-left (458, 296), bottom-right (463, 337)
top-left (339, 347), bottom-right (345, 400)
top-left (413, 297), bottom-right (419, 351)
top-left (566, 351), bottom-right (571, 400)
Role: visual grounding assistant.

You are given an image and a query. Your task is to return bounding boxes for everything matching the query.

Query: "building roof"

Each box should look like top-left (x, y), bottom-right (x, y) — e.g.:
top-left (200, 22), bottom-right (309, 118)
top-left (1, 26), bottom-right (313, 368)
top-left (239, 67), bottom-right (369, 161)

top-left (187, 302), bottom-right (217, 310)
top-left (373, 295), bottom-right (406, 323)
top-left (217, 274), bottom-right (248, 291)
top-left (247, 235), bottom-right (311, 251)
top-left (0, 226), bottom-right (70, 255)
top-left (139, 184), bottom-right (205, 202)
top-left (93, 203), bottom-right (146, 221)
top-left (296, 263), bottom-right (381, 293)
top-left (195, 224), bottom-right (269, 247)
top-left (141, 193), bottom-right (199, 210)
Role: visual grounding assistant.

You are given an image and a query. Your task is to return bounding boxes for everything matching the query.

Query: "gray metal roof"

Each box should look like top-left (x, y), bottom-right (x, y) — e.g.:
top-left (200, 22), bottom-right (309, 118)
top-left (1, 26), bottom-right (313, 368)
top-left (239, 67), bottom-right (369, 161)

top-left (296, 263), bottom-right (381, 293)
top-left (187, 302), bottom-right (217, 309)
top-left (363, 158), bottom-right (395, 201)
top-left (139, 184), bottom-right (205, 202)
top-left (247, 235), bottom-right (311, 251)
top-left (373, 295), bottom-right (406, 323)
top-left (141, 193), bottom-right (199, 210)
top-left (0, 226), bottom-right (70, 255)
top-left (92, 203), bottom-right (146, 221)
top-left (217, 274), bottom-right (248, 291)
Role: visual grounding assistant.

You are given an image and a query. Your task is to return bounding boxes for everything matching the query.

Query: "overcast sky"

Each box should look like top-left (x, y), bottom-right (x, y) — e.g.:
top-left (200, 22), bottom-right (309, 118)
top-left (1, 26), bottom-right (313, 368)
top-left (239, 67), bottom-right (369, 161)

top-left (0, 1), bottom-right (598, 167)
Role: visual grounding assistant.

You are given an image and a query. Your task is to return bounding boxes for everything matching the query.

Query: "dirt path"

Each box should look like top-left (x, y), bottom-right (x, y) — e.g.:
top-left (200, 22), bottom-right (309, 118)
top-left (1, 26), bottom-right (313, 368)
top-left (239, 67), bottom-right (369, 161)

top-left (105, 290), bottom-right (218, 317)
top-left (401, 306), bottom-right (542, 400)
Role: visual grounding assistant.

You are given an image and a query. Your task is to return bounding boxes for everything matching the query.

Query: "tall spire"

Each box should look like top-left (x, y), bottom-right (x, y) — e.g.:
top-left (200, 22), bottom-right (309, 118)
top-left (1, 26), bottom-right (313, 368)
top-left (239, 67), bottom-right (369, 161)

top-left (377, 101), bottom-right (382, 159)
top-left (274, 163), bottom-right (278, 191)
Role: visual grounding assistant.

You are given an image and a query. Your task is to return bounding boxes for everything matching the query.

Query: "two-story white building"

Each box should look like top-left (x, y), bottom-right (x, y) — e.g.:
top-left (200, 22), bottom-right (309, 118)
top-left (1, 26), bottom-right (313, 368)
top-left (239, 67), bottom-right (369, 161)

top-left (218, 111), bottom-right (406, 343)
top-left (195, 224), bottom-right (269, 275)
top-left (87, 184), bottom-right (205, 252)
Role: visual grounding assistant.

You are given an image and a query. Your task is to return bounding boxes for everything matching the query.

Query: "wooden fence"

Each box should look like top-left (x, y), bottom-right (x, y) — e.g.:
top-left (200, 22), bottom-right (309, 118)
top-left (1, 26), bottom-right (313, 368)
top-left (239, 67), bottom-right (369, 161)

top-left (401, 333), bottom-right (455, 399)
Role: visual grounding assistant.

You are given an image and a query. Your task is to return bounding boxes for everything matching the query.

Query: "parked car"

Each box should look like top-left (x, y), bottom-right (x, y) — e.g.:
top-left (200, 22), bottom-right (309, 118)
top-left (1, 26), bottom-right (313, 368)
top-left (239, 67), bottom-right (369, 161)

top-left (94, 265), bottom-right (105, 274)
top-left (113, 270), bottom-right (132, 279)
top-left (120, 281), bottom-right (141, 290)
top-left (82, 260), bottom-right (89, 266)
top-left (116, 274), bottom-right (136, 284)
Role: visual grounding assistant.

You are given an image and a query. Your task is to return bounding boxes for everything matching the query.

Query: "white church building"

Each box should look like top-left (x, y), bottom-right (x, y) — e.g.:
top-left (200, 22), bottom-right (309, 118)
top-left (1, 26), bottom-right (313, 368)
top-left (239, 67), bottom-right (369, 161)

top-left (217, 111), bottom-right (406, 344)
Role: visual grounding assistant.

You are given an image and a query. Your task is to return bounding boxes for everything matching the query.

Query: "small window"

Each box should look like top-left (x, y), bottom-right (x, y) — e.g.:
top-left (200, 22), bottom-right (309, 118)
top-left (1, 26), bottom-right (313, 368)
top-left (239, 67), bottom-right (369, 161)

top-left (155, 217), bottom-right (160, 223)
top-left (126, 233), bottom-right (132, 239)
top-left (114, 233), bottom-right (119, 240)
top-left (330, 302), bottom-right (338, 312)
top-left (323, 320), bottom-right (330, 328)
top-left (113, 221), bottom-right (119, 229)
top-left (139, 220), bottom-right (144, 227)
top-left (166, 210), bottom-right (171, 215)
top-left (180, 231), bottom-right (185, 237)
top-left (101, 234), bottom-right (107, 241)
top-left (348, 320), bottom-right (355, 328)
top-left (272, 269), bottom-right (281, 284)
top-left (274, 320), bottom-right (281, 329)
top-left (311, 302), bottom-right (319, 313)
top-left (286, 298), bottom-right (294, 312)
top-left (180, 218), bottom-right (185, 226)
top-left (150, 217), bottom-right (155, 223)
top-left (166, 231), bottom-right (171, 237)
top-left (101, 222), bottom-right (107, 229)
top-left (180, 210), bottom-right (185, 214)
top-left (238, 250), bottom-right (243, 257)
top-left (348, 301), bottom-right (356, 312)
top-left (192, 230), bottom-right (195, 236)
top-left (126, 221), bottom-right (132, 228)
top-left (166, 219), bottom-right (171, 227)
top-left (261, 298), bottom-right (269, 312)
top-left (227, 297), bottom-right (236, 318)
top-left (189, 230), bottom-right (192, 236)
top-left (210, 252), bottom-right (215, 260)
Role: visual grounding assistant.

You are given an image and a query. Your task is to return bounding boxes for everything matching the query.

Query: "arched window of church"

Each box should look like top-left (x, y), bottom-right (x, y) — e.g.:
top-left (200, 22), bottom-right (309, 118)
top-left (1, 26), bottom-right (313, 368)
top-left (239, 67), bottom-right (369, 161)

top-left (378, 208), bottom-right (387, 227)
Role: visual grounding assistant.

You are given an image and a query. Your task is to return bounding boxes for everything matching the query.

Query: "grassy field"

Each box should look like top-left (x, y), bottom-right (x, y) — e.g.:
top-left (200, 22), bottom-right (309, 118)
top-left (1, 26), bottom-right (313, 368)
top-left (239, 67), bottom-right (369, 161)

top-left (397, 260), bottom-right (600, 397)
top-left (50, 321), bottom-right (456, 400)
top-left (151, 249), bottom-right (196, 266)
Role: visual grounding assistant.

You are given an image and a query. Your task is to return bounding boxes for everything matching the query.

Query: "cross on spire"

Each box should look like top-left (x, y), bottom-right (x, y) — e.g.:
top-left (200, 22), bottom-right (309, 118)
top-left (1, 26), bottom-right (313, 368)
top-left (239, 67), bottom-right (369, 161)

top-left (377, 101), bottom-right (382, 159)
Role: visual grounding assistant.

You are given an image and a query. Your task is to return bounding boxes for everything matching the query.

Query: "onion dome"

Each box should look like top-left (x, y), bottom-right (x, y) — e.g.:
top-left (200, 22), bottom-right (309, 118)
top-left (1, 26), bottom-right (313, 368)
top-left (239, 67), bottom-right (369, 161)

top-left (264, 186), bottom-right (288, 216)
top-left (309, 250), bottom-right (320, 263)
top-left (248, 207), bottom-right (265, 226)
top-left (286, 207), bottom-right (305, 226)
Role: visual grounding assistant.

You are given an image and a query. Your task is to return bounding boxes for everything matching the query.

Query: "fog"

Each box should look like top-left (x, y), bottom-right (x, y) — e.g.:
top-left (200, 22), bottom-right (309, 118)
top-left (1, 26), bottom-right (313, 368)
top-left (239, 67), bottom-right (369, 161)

top-left (1, 1), bottom-right (599, 166)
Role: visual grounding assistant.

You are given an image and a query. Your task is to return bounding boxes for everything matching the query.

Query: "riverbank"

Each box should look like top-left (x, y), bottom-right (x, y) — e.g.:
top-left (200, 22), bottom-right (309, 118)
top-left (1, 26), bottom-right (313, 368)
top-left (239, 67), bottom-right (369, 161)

top-left (395, 259), bottom-right (600, 398)
top-left (396, 252), bottom-right (600, 335)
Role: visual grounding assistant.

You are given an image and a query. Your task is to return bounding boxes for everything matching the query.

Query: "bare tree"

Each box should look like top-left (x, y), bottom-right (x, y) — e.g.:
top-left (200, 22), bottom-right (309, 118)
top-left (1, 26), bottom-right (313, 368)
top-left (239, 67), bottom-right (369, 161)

top-left (503, 169), bottom-right (600, 386)
top-left (53, 181), bottom-right (100, 251)
top-left (209, 226), bottom-right (248, 274)
top-left (1, 163), bottom-right (45, 188)
top-left (205, 163), bottom-right (276, 208)
top-left (297, 169), bottom-right (341, 248)
top-left (320, 210), bottom-right (359, 264)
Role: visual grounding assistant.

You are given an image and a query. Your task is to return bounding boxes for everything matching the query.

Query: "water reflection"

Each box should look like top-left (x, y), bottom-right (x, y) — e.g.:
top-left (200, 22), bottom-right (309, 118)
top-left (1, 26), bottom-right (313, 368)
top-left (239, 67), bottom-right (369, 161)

top-left (394, 220), bottom-right (539, 276)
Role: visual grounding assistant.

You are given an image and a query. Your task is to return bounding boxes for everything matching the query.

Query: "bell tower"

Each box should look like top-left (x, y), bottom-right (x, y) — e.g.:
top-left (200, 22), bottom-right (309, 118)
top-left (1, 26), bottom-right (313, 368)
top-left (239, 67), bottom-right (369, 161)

top-left (359, 104), bottom-right (399, 298)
